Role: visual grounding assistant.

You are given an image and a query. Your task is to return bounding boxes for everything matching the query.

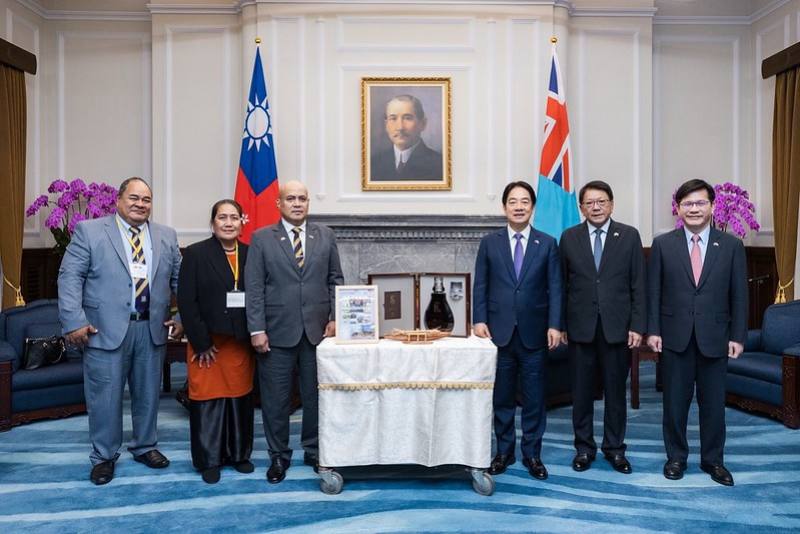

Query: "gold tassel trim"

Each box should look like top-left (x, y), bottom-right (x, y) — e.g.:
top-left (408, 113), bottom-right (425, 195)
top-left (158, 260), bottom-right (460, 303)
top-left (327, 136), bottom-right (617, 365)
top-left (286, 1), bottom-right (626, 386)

top-left (318, 381), bottom-right (494, 391)
top-left (775, 278), bottom-right (794, 304)
top-left (2, 275), bottom-right (25, 306)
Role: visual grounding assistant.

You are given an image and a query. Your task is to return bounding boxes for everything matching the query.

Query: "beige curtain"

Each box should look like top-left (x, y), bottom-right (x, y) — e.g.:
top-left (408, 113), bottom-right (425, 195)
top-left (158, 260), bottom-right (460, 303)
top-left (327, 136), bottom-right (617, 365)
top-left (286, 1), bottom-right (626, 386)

top-left (772, 67), bottom-right (800, 302)
top-left (0, 63), bottom-right (26, 310)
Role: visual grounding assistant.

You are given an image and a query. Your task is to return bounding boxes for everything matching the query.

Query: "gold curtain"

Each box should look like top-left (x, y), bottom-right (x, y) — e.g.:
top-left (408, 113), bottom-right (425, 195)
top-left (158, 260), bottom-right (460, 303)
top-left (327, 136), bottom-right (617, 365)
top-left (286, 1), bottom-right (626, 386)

top-left (0, 63), bottom-right (27, 310)
top-left (772, 67), bottom-right (800, 303)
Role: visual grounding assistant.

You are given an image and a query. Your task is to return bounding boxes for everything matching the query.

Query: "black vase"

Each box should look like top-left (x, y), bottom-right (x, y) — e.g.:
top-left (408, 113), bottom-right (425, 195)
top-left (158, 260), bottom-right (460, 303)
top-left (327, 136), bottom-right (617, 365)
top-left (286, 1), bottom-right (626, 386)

top-left (424, 276), bottom-right (454, 331)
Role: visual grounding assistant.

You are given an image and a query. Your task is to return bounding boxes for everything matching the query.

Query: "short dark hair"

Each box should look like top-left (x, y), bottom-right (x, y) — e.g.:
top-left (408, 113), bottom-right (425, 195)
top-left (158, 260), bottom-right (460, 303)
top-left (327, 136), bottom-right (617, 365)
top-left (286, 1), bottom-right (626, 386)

top-left (385, 95), bottom-right (425, 120)
top-left (502, 181), bottom-right (536, 206)
top-left (579, 180), bottom-right (614, 204)
top-left (210, 199), bottom-right (243, 221)
top-left (117, 177), bottom-right (151, 198)
top-left (675, 179), bottom-right (715, 205)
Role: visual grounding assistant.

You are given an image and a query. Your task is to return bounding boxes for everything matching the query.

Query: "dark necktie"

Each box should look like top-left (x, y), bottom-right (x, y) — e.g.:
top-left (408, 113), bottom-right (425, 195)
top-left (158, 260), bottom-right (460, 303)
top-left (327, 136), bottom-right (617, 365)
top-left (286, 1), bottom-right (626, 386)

top-left (292, 227), bottom-right (305, 268)
top-left (513, 233), bottom-right (524, 279)
top-left (130, 226), bottom-right (149, 313)
top-left (396, 159), bottom-right (406, 174)
top-left (593, 228), bottom-right (603, 271)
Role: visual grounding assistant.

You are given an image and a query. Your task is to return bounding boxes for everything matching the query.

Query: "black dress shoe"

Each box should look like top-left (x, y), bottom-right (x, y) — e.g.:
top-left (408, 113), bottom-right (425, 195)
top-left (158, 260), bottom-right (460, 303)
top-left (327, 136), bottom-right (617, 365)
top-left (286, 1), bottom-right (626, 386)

top-left (90, 461), bottom-right (115, 485)
top-left (701, 463), bottom-right (734, 486)
top-left (233, 460), bottom-right (255, 474)
top-left (604, 453), bottom-right (632, 474)
top-left (572, 453), bottom-right (594, 472)
top-left (267, 457), bottom-right (290, 484)
top-left (663, 460), bottom-right (687, 480)
top-left (488, 453), bottom-right (516, 475)
top-left (522, 457), bottom-right (548, 480)
top-left (303, 453), bottom-right (319, 473)
top-left (133, 449), bottom-right (170, 469)
top-left (201, 467), bottom-right (221, 484)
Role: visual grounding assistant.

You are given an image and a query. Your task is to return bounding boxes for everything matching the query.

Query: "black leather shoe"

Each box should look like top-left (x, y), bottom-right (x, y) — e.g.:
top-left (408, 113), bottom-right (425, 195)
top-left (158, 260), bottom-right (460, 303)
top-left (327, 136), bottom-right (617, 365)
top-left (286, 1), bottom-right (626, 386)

top-left (303, 453), bottom-right (320, 473)
top-left (90, 461), bottom-right (115, 485)
top-left (233, 460), bottom-right (255, 474)
top-left (701, 463), bottom-right (734, 486)
top-left (522, 457), bottom-right (548, 480)
top-left (604, 453), bottom-right (632, 474)
top-left (201, 467), bottom-right (221, 484)
top-left (488, 453), bottom-right (516, 475)
top-left (133, 449), bottom-right (170, 469)
top-left (663, 460), bottom-right (687, 480)
top-left (572, 453), bottom-right (594, 472)
top-left (267, 457), bottom-right (290, 484)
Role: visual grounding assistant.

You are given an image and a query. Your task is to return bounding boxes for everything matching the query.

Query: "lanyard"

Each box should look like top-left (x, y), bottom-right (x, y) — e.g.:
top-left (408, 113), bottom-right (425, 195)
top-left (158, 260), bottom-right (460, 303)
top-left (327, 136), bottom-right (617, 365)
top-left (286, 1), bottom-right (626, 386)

top-left (117, 218), bottom-right (146, 264)
top-left (226, 242), bottom-right (239, 290)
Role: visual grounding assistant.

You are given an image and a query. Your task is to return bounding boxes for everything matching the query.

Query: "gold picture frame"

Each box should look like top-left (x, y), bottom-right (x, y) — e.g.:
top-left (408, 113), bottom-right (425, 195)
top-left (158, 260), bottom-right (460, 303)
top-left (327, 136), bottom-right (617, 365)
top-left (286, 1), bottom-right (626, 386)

top-left (361, 77), bottom-right (452, 191)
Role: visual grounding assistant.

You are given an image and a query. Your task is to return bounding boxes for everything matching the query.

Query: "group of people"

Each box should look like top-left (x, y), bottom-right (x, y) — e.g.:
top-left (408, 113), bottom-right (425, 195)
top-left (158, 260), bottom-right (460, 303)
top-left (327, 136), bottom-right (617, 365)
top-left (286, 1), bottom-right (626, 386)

top-left (57, 174), bottom-right (746, 489)
top-left (474, 178), bottom-right (747, 487)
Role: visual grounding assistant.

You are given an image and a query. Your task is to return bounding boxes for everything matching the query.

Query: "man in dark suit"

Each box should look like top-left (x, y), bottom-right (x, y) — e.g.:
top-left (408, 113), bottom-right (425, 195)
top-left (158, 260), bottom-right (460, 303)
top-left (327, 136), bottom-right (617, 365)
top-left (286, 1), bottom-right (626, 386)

top-left (560, 180), bottom-right (646, 474)
top-left (647, 179), bottom-right (747, 486)
top-left (473, 181), bottom-right (562, 480)
top-left (370, 95), bottom-right (442, 181)
top-left (245, 180), bottom-right (344, 484)
top-left (58, 177), bottom-right (183, 485)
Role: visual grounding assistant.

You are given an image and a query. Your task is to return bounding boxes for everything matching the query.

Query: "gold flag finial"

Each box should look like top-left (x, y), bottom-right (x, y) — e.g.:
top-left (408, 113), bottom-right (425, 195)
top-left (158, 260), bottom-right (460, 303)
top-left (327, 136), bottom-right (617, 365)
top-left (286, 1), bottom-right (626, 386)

top-left (255, 37), bottom-right (262, 45)
top-left (550, 36), bottom-right (558, 44)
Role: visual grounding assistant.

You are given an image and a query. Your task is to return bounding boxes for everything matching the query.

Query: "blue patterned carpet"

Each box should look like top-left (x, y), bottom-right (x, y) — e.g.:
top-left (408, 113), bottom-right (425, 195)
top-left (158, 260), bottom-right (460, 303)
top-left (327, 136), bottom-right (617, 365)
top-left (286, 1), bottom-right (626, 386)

top-left (1, 363), bottom-right (799, 533)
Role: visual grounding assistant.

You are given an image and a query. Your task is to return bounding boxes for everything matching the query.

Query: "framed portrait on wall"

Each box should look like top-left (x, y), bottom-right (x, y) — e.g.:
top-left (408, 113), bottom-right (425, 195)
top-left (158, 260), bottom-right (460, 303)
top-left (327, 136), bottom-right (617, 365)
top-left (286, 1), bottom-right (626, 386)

top-left (361, 77), bottom-right (452, 191)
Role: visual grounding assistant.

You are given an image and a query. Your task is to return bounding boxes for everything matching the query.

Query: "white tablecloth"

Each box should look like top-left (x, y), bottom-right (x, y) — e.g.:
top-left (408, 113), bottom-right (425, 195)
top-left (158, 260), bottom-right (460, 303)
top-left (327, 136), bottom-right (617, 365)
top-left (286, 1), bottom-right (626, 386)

top-left (317, 336), bottom-right (497, 468)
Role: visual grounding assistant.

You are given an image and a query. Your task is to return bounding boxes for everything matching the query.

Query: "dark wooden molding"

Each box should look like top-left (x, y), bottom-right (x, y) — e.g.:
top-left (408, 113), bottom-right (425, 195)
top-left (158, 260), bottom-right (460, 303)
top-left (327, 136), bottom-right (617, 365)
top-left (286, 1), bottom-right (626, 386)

top-left (762, 39), bottom-right (800, 79)
top-left (0, 37), bottom-right (36, 75)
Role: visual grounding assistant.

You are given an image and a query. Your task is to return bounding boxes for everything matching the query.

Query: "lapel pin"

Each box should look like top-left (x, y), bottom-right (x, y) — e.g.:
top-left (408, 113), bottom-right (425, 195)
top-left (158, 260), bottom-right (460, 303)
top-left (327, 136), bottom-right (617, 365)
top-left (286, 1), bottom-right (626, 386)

top-left (613, 232), bottom-right (620, 237)
top-left (309, 235), bottom-right (314, 239)
top-left (534, 239), bottom-right (540, 244)
top-left (280, 237), bottom-right (286, 241)
top-left (713, 242), bottom-right (719, 247)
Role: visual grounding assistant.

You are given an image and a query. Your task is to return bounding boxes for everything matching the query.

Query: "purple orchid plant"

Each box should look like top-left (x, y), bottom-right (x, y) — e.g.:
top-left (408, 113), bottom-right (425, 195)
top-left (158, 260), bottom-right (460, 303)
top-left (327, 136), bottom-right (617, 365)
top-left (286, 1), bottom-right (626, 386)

top-left (26, 179), bottom-right (118, 255)
top-left (671, 181), bottom-right (760, 238)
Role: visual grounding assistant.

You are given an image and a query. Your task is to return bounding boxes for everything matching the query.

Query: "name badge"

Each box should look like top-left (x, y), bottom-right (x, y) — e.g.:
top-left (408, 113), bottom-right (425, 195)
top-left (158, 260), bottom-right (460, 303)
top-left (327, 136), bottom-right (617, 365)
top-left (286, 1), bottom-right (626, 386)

top-left (227, 291), bottom-right (245, 308)
top-left (129, 262), bottom-right (147, 279)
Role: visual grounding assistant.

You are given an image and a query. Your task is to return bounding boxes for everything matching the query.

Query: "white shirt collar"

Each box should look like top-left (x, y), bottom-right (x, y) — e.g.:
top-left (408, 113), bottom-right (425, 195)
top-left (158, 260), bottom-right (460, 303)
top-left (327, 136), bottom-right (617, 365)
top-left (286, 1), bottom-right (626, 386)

top-left (116, 214), bottom-right (147, 233)
top-left (394, 140), bottom-right (421, 165)
top-left (683, 224), bottom-right (710, 244)
top-left (507, 224), bottom-right (531, 241)
top-left (281, 218), bottom-right (307, 235)
top-left (587, 218), bottom-right (611, 235)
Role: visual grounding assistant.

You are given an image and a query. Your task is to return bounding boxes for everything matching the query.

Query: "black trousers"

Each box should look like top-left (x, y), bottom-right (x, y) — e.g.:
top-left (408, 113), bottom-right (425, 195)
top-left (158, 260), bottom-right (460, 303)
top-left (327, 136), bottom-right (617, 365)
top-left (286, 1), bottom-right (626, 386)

top-left (190, 393), bottom-right (254, 471)
top-left (662, 332), bottom-right (728, 465)
top-left (570, 317), bottom-right (629, 456)
top-left (256, 333), bottom-right (318, 462)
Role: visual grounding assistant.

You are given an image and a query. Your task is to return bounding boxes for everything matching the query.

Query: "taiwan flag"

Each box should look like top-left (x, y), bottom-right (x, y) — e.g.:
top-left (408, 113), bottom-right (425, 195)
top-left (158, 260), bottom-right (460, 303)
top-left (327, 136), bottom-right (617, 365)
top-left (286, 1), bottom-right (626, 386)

top-left (532, 44), bottom-right (580, 242)
top-left (235, 47), bottom-right (280, 244)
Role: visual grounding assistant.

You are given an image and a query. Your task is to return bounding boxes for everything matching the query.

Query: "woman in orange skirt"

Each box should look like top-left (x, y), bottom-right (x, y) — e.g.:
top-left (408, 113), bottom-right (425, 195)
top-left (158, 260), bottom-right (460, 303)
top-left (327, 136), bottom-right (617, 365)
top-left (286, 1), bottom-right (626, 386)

top-left (177, 199), bottom-right (255, 483)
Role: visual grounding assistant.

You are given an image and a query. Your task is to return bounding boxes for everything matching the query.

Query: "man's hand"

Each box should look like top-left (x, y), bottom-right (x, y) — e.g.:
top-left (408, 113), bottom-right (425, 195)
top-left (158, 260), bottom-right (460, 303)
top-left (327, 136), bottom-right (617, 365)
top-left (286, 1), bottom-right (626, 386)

top-left (251, 332), bottom-right (270, 353)
top-left (647, 335), bottom-right (662, 353)
top-left (65, 325), bottom-right (97, 347)
top-left (547, 328), bottom-right (561, 350)
top-left (473, 322), bottom-right (491, 339)
top-left (165, 319), bottom-right (183, 340)
top-left (560, 331), bottom-right (569, 345)
top-left (323, 321), bottom-right (336, 338)
top-left (191, 345), bottom-right (218, 368)
top-left (627, 331), bottom-right (642, 349)
top-left (728, 341), bottom-right (744, 359)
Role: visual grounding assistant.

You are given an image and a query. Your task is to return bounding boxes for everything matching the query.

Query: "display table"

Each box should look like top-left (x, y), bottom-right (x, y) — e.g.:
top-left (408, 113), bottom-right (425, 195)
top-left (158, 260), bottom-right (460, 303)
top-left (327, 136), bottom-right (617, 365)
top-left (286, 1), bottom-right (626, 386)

top-left (316, 336), bottom-right (497, 494)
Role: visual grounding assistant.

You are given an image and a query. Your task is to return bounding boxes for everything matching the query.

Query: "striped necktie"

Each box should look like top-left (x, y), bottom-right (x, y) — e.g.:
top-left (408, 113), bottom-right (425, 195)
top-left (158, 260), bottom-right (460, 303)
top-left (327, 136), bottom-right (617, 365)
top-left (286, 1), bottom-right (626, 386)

top-left (292, 227), bottom-right (304, 268)
top-left (129, 226), bottom-right (149, 313)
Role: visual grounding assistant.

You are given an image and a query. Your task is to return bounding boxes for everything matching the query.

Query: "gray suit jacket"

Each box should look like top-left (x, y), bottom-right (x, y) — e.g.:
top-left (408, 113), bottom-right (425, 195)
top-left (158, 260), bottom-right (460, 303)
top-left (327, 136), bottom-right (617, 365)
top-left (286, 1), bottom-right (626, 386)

top-left (244, 221), bottom-right (344, 347)
top-left (58, 215), bottom-right (182, 350)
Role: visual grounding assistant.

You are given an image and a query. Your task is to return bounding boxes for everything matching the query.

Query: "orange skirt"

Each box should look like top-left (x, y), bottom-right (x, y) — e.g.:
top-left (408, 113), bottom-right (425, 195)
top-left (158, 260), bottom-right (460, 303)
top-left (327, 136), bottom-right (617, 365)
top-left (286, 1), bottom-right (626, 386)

top-left (187, 334), bottom-right (255, 401)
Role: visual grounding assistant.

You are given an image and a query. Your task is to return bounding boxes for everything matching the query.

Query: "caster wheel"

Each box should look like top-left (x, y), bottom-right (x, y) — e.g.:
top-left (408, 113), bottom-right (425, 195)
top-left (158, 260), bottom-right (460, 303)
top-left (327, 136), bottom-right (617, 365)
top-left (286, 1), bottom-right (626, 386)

top-left (470, 469), bottom-right (495, 496)
top-left (319, 469), bottom-right (343, 495)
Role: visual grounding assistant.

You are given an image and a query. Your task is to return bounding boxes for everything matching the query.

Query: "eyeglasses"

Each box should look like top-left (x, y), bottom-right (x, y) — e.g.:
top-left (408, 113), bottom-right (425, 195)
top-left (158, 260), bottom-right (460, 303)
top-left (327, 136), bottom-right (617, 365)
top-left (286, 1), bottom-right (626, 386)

top-left (582, 199), bottom-right (610, 208)
top-left (679, 200), bottom-right (711, 209)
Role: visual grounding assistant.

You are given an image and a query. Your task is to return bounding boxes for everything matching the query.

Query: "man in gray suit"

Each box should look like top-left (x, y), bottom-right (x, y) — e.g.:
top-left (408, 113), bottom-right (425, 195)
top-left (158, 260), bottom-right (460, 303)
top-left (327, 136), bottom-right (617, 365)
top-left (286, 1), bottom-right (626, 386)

top-left (58, 177), bottom-right (183, 485)
top-left (245, 180), bottom-right (344, 484)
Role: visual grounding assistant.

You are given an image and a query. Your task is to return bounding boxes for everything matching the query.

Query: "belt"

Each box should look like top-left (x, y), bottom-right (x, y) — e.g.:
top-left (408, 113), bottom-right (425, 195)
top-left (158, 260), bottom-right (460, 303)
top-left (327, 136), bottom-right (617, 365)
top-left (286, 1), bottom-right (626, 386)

top-left (130, 311), bottom-right (150, 321)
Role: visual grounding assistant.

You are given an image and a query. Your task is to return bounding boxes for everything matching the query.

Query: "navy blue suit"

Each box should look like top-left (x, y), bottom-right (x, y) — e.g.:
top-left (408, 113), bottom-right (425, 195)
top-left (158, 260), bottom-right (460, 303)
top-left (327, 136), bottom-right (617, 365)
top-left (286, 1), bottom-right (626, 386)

top-left (473, 226), bottom-right (562, 459)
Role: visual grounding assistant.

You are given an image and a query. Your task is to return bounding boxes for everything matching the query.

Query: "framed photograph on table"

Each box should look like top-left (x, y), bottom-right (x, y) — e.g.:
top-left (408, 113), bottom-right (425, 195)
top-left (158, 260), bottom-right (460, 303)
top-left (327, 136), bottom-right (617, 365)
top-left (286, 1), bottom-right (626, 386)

top-left (361, 77), bottom-right (452, 191)
top-left (367, 273), bottom-right (418, 337)
top-left (419, 273), bottom-right (471, 337)
top-left (334, 285), bottom-right (379, 344)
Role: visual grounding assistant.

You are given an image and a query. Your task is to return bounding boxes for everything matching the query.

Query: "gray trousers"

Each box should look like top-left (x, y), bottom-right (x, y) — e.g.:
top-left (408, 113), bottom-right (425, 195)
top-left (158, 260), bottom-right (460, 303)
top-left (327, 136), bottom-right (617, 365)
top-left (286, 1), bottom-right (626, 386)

top-left (82, 320), bottom-right (165, 465)
top-left (256, 333), bottom-right (318, 462)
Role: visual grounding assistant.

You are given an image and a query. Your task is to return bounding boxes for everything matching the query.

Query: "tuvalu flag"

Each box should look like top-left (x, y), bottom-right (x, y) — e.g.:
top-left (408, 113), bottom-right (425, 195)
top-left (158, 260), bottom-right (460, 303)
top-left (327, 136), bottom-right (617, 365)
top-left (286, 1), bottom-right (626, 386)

top-left (532, 44), bottom-right (580, 242)
top-left (235, 47), bottom-right (280, 244)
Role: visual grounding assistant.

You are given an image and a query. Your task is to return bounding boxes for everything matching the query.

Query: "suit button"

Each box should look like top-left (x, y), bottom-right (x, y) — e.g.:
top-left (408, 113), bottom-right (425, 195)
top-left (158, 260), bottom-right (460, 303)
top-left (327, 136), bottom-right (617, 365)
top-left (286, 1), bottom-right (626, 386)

top-left (596, 279), bottom-right (600, 283)
top-left (128, 283), bottom-right (132, 287)
top-left (126, 302), bottom-right (130, 306)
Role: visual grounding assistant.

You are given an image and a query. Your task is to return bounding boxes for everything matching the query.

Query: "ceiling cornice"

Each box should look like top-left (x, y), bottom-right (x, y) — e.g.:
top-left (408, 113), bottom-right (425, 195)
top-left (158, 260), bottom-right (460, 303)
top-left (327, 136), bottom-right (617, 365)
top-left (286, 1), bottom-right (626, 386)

top-left (653, 0), bottom-right (791, 26)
